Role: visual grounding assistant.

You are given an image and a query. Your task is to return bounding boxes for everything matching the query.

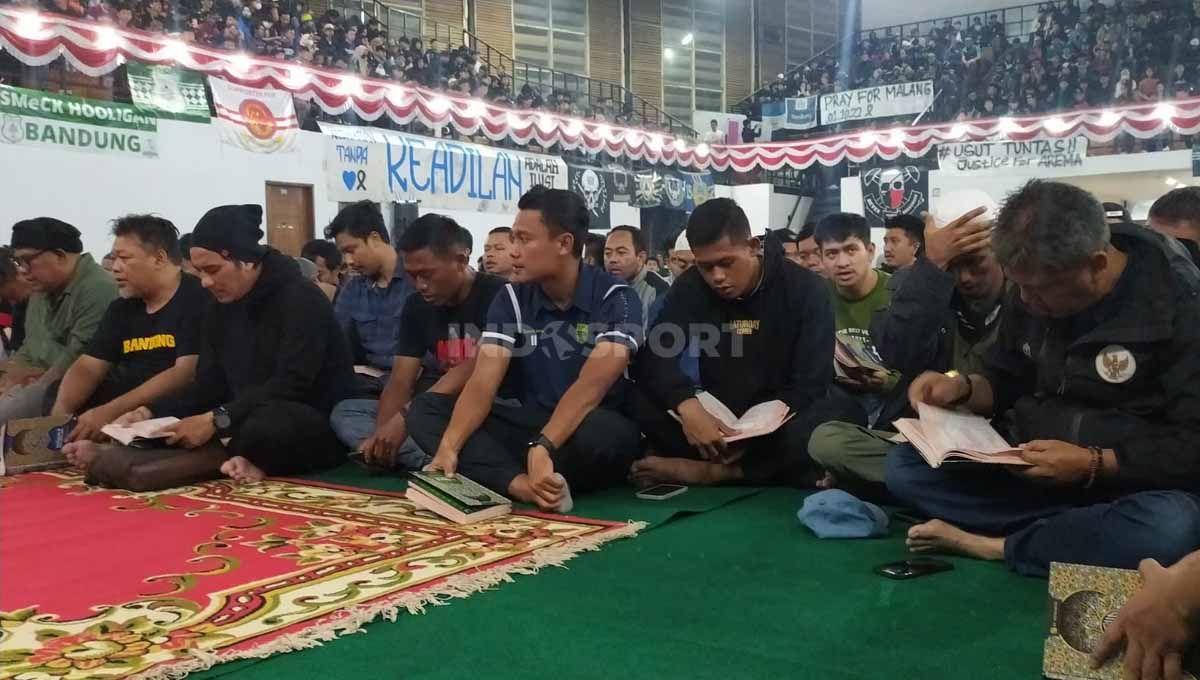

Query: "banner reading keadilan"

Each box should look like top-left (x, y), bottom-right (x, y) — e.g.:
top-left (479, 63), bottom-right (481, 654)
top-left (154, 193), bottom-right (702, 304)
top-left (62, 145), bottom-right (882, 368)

top-left (209, 76), bottom-right (298, 153)
top-left (0, 84), bottom-right (157, 158)
top-left (568, 164), bottom-right (611, 230)
top-left (127, 63), bottom-right (209, 123)
top-left (322, 123), bottom-right (567, 215)
top-left (859, 166), bottom-right (929, 230)
top-left (820, 80), bottom-right (934, 126)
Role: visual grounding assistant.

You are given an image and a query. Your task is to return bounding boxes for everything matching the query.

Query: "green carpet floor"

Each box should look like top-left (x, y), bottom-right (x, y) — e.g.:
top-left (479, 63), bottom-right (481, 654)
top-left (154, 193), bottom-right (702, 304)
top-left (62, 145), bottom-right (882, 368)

top-left (192, 465), bottom-right (1047, 680)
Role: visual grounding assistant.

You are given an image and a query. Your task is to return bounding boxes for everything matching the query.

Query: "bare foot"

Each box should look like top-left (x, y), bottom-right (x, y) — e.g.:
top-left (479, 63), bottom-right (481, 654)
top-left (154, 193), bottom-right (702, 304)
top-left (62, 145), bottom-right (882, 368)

top-left (906, 519), bottom-right (1005, 561)
top-left (629, 456), bottom-right (741, 488)
top-left (815, 470), bottom-right (837, 489)
top-left (220, 456), bottom-right (266, 484)
top-left (63, 440), bottom-right (102, 471)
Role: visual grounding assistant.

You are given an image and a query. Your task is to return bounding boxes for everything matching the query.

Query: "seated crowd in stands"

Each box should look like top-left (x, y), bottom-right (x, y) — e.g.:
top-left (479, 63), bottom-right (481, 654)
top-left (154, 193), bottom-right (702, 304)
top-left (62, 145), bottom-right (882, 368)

top-left (5, 178), bottom-right (1200, 679)
top-left (749, 0), bottom-right (1200, 147)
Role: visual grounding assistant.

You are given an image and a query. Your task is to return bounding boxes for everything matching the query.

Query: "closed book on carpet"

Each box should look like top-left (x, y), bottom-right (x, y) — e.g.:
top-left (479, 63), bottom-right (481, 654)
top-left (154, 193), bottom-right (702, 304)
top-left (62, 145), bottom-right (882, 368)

top-left (0, 415), bottom-right (73, 475)
top-left (669, 391), bottom-right (793, 443)
top-left (101, 417), bottom-right (180, 448)
top-left (1044, 562), bottom-right (1200, 679)
top-left (407, 471), bottom-right (511, 524)
top-left (892, 403), bottom-right (1028, 468)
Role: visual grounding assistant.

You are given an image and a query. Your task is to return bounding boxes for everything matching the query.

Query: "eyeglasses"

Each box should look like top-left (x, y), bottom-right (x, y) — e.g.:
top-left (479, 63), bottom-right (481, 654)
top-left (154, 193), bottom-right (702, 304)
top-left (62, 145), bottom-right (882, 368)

top-left (14, 250), bottom-right (51, 270)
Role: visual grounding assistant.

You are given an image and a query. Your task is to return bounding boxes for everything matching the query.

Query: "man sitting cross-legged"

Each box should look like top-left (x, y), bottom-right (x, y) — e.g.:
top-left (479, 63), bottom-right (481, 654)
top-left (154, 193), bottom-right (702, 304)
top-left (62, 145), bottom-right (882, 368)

top-left (51, 215), bottom-right (208, 442)
top-left (630, 198), bottom-right (836, 487)
top-left (64, 205), bottom-right (355, 489)
top-left (886, 181), bottom-right (1200, 577)
top-left (809, 208), bottom-right (1002, 492)
top-left (407, 187), bottom-right (643, 511)
top-left (330, 214), bottom-right (509, 471)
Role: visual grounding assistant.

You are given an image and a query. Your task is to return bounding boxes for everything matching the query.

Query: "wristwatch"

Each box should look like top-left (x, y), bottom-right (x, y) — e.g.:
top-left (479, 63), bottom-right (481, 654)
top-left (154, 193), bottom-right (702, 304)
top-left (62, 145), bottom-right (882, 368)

top-left (527, 433), bottom-right (558, 456)
top-left (945, 370), bottom-right (973, 407)
top-left (212, 406), bottom-right (232, 436)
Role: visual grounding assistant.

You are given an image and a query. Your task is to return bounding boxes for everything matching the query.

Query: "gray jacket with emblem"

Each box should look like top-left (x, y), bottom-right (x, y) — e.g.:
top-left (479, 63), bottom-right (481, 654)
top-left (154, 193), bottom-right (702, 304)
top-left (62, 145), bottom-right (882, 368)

top-left (983, 224), bottom-right (1200, 491)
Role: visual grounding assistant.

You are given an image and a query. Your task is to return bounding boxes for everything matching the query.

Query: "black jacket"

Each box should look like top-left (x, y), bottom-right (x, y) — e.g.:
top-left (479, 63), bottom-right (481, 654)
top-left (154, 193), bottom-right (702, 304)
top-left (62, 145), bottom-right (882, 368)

top-left (636, 237), bottom-right (833, 416)
top-left (156, 249), bottom-right (355, 426)
top-left (983, 225), bottom-right (1200, 491)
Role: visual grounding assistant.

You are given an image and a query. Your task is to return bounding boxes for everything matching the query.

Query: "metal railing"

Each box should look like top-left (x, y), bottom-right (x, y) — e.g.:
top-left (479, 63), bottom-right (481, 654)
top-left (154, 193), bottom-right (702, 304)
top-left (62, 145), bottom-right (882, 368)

top-left (332, 0), bottom-right (697, 137)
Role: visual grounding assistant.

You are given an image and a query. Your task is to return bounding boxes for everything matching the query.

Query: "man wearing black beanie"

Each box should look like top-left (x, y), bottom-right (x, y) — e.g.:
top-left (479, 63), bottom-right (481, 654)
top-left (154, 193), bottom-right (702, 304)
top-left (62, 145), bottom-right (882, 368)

top-left (64, 204), bottom-right (355, 489)
top-left (1, 217), bottom-right (117, 423)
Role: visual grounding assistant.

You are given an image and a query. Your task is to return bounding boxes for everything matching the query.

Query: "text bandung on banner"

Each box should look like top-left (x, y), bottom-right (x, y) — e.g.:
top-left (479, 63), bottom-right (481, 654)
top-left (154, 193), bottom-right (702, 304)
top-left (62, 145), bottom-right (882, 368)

top-left (819, 81), bottom-right (935, 126)
top-left (936, 138), bottom-right (1089, 174)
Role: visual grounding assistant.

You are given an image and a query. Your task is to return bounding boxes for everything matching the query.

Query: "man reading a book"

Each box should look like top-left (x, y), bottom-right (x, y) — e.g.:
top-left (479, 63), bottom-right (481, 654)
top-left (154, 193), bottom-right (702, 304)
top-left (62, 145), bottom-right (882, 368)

top-left (629, 198), bottom-right (836, 487)
top-left (63, 205), bottom-right (355, 489)
top-left (809, 208), bottom-right (1002, 491)
top-left (886, 181), bottom-right (1200, 577)
top-left (50, 215), bottom-right (207, 443)
top-left (0, 218), bottom-right (118, 424)
top-left (407, 187), bottom-right (643, 511)
top-left (330, 214), bottom-right (508, 471)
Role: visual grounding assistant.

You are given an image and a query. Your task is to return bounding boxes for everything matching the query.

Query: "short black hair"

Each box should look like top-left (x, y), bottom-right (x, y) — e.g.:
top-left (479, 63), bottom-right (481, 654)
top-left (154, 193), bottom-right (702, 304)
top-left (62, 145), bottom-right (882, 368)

top-left (517, 186), bottom-right (588, 258)
top-left (396, 213), bottom-right (472, 258)
top-left (607, 225), bottom-right (647, 254)
top-left (301, 239), bottom-right (342, 269)
top-left (797, 222), bottom-right (816, 242)
top-left (584, 232), bottom-right (605, 264)
top-left (325, 200), bottom-right (389, 242)
top-left (885, 214), bottom-right (926, 248)
top-left (815, 213), bottom-right (870, 247)
top-left (179, 233), bottom-right (193, 261)
top-left (993, 180), bottom-right (1108, 271)
top-left (488, 226), bottom-right (513, 238)
top-left (0, 247), bottom-right (17, 284)
top-left (1149, 186), bottom-right (1200, 225)
top-left (686, 198), bottom-right (751, 248)
top-left (112, 214), bottom-right (182, 263)
top-left (763, 229), bottom-right (795, 250)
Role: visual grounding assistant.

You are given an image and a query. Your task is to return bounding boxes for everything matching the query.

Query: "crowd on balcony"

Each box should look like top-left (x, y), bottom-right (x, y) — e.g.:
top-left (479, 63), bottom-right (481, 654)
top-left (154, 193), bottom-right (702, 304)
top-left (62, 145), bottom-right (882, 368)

top-left (2, 0), bottom-right (675, 135)
top-left (751, 0), bottom-right (1200, 146)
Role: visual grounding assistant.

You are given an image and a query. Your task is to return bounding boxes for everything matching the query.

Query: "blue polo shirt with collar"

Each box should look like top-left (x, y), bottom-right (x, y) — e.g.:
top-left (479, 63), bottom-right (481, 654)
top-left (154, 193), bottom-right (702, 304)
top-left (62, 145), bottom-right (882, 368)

top-left (481, 264), bottom-right (643, 412)
top-left (333, 267), bottom-right (414, 370)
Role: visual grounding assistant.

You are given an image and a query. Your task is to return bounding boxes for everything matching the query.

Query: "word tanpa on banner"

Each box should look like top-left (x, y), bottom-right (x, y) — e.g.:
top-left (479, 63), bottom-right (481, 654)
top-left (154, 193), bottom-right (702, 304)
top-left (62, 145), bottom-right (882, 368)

top-left (0, 84), bottom-right (157, 158)
top-left (936, 137), bottom-right (1089, 174)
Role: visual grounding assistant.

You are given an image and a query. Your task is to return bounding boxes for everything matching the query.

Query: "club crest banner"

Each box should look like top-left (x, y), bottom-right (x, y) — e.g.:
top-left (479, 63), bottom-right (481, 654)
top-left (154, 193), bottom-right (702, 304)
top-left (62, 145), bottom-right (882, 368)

top-left (322, 123), bottom-right (567, 214)
top-left (662, 171), bottom-right (689, 210)
top-left (859, 166), bottom-right (929, 229)
top-left (209, 76), bottom-right (298, 153)
top-left (608, 165), bottom-right (633, 204)
top-left (631, 170), bottom-right (662, 208)
top-left (568, 164), bottom-right (611, 230)
top-left (126, 63), bottom-right (209, 123)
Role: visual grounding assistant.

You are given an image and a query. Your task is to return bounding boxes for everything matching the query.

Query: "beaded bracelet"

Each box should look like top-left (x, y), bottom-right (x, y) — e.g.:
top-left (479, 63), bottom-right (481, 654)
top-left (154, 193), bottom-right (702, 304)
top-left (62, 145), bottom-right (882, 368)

top-left (1083, 446), bottom-right (1103, 489)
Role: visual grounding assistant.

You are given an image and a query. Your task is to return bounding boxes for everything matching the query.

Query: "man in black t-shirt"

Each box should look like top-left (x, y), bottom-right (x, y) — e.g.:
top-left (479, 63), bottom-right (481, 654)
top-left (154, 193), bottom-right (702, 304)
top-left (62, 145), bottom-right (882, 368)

top-left (51, 215), bottom-right (207, 442)
top-left (330, 214), bottom-right (506, 470)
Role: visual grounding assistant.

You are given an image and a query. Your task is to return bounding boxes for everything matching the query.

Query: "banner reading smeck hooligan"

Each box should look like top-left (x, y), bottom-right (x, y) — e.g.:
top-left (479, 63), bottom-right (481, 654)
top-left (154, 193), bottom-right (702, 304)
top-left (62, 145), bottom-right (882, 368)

top-left (0, 84), bottom-right (158, 158)
top-left (322, 123), bottom-right (567, 214)
top-left (209, 76), bottom-right (298, 153)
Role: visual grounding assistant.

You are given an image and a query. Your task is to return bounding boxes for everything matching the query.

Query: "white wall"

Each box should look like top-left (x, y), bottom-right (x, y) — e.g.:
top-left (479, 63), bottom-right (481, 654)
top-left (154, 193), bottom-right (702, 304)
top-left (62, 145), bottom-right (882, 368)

top-left (0, 119), bottom-right (634, 259)
top-left (715, 183), bottom-right (774, 236)
top-left (769, 194), bottom-right (812, 233)
top-left (862, 0), bottom-right (1020, 30)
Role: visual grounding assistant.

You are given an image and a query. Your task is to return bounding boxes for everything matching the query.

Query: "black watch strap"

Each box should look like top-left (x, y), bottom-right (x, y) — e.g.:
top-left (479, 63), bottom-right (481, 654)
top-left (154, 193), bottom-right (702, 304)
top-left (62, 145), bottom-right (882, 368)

top-left (529, 434), bottom-right (558, 455)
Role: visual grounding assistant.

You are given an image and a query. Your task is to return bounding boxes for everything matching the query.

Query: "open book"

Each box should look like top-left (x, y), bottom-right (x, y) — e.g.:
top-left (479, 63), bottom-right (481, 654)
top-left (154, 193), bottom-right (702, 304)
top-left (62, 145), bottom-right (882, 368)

top-left (892, 403), bottom-right (1030, 468)
top-left (101, 417), bottom-right (181, 448)
top-left (671, 391), bottom-right (793, 443)
top-left (834, 332), bottom-right (888, 380)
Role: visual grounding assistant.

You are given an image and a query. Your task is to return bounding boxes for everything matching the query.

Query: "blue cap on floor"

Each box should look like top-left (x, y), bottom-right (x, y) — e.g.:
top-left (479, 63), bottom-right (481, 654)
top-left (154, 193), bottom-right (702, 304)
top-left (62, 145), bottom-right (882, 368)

top-left (798, 489), bottom-right (889, 539)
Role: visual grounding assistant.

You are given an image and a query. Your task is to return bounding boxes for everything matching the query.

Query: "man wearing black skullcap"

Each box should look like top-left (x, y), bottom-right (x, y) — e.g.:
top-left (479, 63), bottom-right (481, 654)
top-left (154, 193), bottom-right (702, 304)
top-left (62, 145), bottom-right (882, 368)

top-left (63, 205), bottom-right (355, 489)
top-left (0, 218), bottom-right (117, 423)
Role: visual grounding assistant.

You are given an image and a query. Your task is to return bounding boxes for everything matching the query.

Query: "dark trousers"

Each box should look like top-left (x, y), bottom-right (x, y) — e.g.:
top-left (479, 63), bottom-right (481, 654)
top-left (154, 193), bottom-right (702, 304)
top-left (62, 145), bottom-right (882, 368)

top-left (407, 392), bottom-right (640, 495)
top-left (86, 400), bottom-right (342, 492)
top-left (630, 386), bottom-right (852, 486)
top-left (885, 443), bottom-right (1200, 577)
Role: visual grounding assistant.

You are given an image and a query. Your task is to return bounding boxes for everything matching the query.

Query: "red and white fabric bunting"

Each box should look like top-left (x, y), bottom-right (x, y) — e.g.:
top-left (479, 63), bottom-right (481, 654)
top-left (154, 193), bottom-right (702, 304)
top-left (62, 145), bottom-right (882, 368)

top-left (3, 7), bottom-right (1200, 172)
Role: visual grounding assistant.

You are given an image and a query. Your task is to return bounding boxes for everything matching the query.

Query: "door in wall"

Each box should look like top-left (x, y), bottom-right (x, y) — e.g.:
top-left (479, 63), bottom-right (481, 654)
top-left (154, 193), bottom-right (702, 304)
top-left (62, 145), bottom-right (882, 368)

top-left (265, 182), bottom-right (314, 256)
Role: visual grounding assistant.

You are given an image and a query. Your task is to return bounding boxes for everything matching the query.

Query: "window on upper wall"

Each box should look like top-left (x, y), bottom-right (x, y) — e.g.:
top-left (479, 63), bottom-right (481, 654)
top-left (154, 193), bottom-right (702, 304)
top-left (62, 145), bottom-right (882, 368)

top-left (786, 0), bottom-right (841, 72)
top-left (374, 0), bottom-right (423, 38)
top-left (662, 0), bottom-right (724, 123)
top-left (513, 0), bottom-right (589, 76)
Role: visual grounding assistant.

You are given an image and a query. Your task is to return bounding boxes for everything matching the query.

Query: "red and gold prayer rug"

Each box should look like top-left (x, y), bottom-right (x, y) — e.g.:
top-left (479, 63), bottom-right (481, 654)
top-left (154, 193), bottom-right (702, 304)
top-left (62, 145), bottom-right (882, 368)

top-left (0, 472), bottom-right (642, 679)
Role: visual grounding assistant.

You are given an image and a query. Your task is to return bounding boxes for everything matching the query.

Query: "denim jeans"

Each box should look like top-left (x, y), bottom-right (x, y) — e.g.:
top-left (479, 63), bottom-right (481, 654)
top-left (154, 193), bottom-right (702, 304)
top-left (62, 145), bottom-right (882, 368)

top-left (329, 399), bottom-right (430, 471)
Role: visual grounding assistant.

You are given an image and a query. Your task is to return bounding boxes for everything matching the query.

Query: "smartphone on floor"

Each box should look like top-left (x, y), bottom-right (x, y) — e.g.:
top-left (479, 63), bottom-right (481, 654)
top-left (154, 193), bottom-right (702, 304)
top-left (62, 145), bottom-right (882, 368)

top-left (874, 557), bottom-right (954, 580)
top-left (636, 484), bottom-right (688, 501)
